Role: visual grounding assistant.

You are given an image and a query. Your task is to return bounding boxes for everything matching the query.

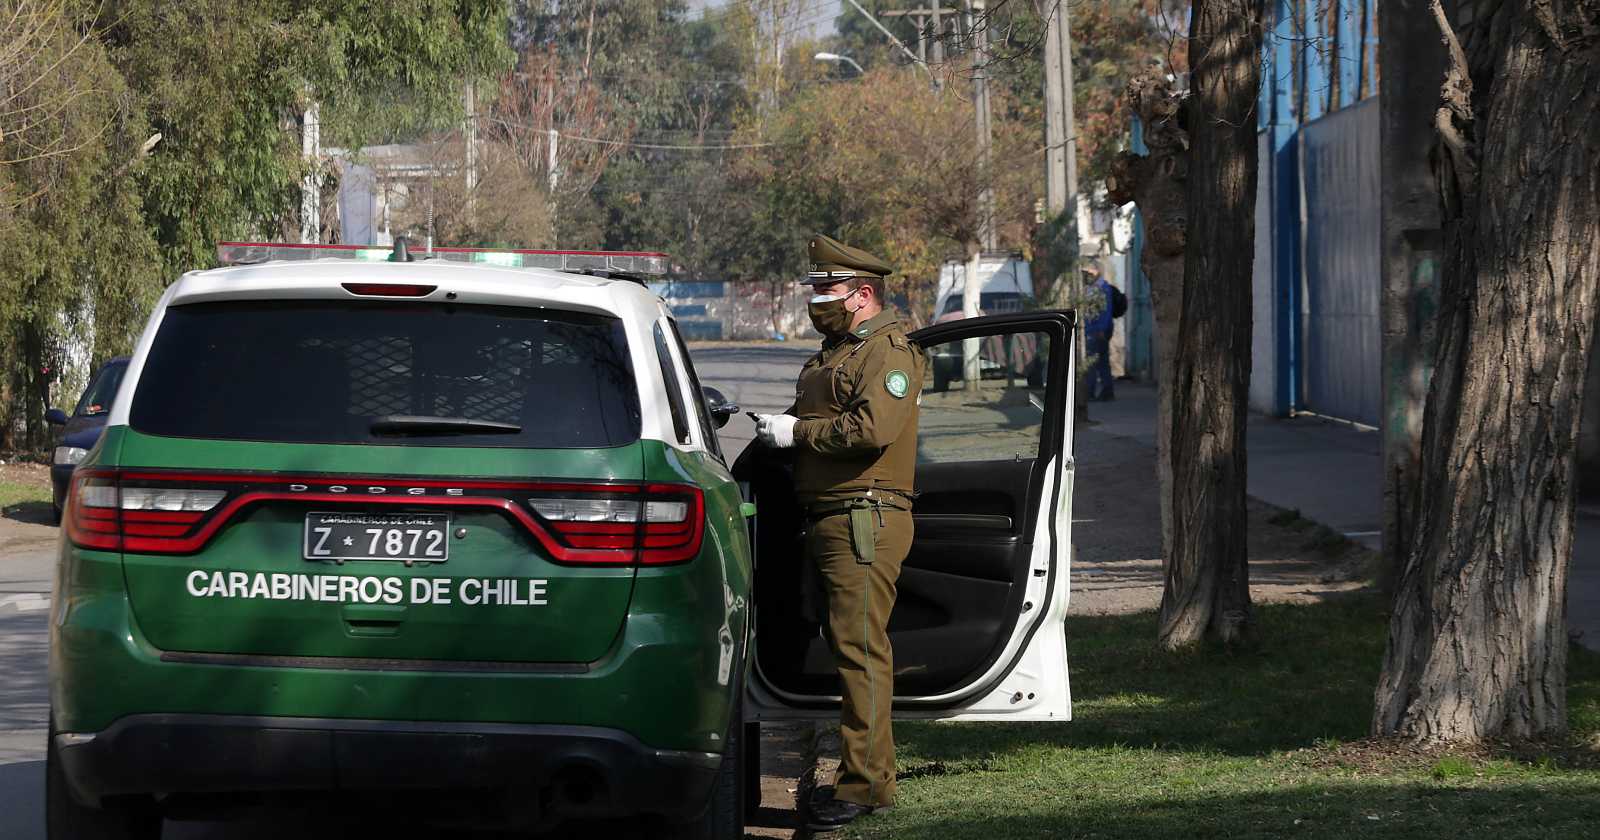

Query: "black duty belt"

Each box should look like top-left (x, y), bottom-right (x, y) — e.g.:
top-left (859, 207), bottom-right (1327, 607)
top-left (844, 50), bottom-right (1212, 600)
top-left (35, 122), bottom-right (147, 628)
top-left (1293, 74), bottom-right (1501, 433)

top-left (803, 489), bottom-right (913, 522)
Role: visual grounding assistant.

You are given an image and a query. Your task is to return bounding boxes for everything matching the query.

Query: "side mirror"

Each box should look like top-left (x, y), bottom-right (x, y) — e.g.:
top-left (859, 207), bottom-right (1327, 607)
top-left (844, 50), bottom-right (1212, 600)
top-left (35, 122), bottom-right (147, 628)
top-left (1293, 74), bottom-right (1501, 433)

top-left (45, 408), bottom-right (68, 426)
top-left (703, 386), bottom-right (739, 429)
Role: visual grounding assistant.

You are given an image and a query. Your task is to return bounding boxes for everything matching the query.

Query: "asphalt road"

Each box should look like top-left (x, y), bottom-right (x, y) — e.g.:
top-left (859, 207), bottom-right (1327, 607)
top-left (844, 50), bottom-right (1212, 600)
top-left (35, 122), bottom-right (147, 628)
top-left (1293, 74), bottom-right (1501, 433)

top-left (0, 342), bottom-right (816, 840)
top-left (690, 341), bottom-right (813, 460)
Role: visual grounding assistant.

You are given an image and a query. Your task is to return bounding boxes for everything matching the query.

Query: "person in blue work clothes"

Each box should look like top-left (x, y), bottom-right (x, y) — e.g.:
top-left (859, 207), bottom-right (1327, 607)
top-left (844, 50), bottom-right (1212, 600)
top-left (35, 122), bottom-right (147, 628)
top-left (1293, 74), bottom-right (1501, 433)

top-left (1084, 267), bottom-right (1124, 401)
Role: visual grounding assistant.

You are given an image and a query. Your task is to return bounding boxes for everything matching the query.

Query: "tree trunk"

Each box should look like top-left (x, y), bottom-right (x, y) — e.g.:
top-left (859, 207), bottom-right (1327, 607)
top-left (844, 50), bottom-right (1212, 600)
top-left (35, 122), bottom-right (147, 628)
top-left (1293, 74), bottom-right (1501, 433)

top-left (1377, 0), bottom-right (1448, 599)
top-left (1372, 0), bottom-right (1600, 742)
top-left (21, 317), bottom-right (48, 452)
top-left (1156, 0), bottom-right (1261, 648)
top-left (1108, 75), bottom-right (1189, 565)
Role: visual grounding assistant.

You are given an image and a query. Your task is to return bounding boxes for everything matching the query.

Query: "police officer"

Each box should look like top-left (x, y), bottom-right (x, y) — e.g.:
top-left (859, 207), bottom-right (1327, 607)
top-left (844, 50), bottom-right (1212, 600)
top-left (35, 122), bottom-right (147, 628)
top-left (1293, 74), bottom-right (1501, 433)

top-left (753, 234), bottom-right (924, 831)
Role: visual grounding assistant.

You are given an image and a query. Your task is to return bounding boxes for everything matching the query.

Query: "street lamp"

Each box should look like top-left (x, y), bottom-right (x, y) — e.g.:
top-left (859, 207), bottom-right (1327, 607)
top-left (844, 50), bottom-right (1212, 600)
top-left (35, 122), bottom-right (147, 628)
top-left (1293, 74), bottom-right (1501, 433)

top-left (814, 52), bottom-right (865, 76)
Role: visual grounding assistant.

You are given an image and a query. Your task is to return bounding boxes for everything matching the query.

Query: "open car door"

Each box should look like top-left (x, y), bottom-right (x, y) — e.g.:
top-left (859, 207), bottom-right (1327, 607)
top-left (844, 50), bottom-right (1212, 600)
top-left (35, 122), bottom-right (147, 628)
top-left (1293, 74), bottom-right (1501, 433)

top-left (740, 311), bottom-right (1075, 721)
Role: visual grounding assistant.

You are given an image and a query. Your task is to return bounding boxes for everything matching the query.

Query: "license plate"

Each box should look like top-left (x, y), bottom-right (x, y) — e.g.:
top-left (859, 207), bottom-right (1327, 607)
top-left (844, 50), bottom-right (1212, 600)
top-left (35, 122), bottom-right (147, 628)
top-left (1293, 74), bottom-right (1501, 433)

top-left (303, 512), bottom-right (450, 564)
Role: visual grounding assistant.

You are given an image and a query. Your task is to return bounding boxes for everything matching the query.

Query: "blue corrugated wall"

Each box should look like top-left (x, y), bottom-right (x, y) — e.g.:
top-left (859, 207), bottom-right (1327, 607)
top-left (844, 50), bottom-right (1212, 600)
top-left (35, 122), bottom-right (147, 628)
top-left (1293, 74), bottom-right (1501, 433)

top-left (1300, 99), bottom-right (1381, 425)
top-left (1125, 0), bottom-right (1380, 425)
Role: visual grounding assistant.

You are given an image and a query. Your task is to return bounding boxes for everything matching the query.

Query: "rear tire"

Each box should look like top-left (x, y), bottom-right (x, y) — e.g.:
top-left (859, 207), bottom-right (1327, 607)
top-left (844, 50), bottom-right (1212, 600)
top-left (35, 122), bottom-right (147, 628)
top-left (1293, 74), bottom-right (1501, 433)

top-left (47, 719), bottom-right (162, 840)
top-left (664, 701), bottom-right (744, 840)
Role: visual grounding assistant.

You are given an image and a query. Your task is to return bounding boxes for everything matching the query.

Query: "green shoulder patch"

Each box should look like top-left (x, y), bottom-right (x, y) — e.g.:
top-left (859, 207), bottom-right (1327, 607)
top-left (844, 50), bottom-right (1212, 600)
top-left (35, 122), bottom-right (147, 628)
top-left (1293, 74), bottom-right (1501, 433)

top-left (884, 369), bottom-right (910, 399)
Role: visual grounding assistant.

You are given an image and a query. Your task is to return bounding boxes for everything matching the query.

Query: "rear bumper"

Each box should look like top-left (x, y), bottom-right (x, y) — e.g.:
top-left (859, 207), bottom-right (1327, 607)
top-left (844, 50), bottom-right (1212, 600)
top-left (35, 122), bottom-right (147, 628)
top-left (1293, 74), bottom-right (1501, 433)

top-left (55, 714), bottom-right (720, 820)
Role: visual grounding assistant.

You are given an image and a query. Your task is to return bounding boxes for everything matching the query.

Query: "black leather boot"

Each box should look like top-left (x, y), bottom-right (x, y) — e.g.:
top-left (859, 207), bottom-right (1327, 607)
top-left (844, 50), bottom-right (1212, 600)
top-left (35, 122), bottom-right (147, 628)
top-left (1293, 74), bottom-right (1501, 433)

top-left (806, 797), bottom-right (886, 832)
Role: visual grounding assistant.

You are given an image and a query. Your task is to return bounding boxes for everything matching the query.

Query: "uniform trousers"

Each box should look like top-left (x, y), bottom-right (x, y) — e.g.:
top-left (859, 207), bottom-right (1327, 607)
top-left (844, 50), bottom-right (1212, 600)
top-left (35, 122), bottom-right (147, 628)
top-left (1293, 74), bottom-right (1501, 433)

top-left (806, 506), bottom-right (912, 807)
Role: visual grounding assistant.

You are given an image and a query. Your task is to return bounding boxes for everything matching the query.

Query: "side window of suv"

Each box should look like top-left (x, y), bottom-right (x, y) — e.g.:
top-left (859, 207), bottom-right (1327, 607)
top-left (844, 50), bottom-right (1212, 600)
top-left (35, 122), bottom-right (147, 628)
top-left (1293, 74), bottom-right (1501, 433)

top-left (653, 321), bottom-right (693, 446)
top-left (667, 319), bottom-right (723, 461)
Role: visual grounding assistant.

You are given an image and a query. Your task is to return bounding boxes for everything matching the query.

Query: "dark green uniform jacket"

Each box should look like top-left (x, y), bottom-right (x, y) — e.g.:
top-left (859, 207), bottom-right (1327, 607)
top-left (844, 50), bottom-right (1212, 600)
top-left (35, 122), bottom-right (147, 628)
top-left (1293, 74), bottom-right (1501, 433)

top-left (789, 310), bottom-right (926, 507)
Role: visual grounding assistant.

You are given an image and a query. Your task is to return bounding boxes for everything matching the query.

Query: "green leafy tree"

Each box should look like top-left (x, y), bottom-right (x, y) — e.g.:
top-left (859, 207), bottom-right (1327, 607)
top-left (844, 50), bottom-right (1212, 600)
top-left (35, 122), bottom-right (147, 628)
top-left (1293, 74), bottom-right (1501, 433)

top-left (0, 2), bottom-right (157, 448)
top-left (104, 0), bottom-right (511, 275)
top-left (0, 0), bottom-right (511, 451)
top-left (736, 66), bottom-right (1041, 325)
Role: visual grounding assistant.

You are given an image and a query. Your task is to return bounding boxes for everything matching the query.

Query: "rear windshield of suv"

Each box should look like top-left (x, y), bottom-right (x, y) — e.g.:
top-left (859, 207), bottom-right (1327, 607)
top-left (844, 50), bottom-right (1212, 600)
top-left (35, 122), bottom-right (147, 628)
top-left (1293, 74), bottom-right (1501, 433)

top-left (130, 301), bottom-right (641, 448)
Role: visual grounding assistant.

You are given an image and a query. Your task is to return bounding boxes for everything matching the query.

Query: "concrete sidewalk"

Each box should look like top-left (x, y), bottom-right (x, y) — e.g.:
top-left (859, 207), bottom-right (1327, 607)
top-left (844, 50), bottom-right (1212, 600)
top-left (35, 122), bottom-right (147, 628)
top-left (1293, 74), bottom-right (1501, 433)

top-left (1082, 381), bottom-right (1600, 651)
top-left (1086, 383), bottom-right (1382, 549)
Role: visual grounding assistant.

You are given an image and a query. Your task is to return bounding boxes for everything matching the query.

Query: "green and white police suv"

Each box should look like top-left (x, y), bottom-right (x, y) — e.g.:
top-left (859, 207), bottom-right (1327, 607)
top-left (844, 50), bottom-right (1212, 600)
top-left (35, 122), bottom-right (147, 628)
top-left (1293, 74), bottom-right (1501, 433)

top-left (48, 241), bottom-right (1079, 838)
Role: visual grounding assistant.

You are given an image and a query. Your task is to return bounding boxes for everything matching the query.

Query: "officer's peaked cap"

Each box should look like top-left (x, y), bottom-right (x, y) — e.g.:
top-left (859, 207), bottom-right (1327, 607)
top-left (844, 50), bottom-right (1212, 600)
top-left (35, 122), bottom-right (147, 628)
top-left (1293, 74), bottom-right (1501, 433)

top-left (804, 234), bottom-right (893, 285)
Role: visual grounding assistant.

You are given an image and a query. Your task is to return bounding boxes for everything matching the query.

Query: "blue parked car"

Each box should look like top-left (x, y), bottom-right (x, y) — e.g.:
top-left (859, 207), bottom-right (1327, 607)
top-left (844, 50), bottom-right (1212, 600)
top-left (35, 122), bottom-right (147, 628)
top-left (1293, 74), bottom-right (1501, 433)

top-left (45, 357), bottom-right (128, 523)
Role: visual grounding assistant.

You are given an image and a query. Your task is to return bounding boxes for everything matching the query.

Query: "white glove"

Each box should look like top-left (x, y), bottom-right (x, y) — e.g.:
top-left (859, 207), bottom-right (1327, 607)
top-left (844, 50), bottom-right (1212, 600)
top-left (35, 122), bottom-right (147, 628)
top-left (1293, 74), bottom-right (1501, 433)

top-left (754, 413), bottom-right (797, 449)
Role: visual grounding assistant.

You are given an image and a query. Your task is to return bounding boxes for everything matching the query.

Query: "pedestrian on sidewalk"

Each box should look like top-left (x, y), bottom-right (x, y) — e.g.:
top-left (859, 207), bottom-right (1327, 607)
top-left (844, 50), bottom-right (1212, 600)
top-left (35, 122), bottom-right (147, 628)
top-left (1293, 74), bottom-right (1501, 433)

top-left (1085, 266), bottom-right (1125, 402)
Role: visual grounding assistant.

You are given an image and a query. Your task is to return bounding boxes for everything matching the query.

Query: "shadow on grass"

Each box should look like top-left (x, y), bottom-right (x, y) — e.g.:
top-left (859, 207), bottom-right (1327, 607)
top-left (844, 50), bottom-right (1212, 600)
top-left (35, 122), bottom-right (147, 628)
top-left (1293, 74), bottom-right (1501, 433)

top-left (898, 596), bottom-right (1600, 763)
top-left (860, 780), bottom-right (1600, 840)
top-left (2, 500), bottom-right (54, 526)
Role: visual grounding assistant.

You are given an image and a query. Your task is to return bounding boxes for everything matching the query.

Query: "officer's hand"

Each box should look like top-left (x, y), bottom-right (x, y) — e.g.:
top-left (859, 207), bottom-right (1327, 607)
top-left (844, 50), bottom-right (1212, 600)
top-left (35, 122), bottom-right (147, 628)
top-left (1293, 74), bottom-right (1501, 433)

top-left (753, 414), bottom-right (797, 449)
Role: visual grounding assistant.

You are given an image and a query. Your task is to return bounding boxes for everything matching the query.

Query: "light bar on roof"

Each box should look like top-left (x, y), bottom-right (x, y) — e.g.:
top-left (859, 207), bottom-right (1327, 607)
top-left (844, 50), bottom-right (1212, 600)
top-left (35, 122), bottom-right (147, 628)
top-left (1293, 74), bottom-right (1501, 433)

top-left (215, 242), bottom-right (669, 275)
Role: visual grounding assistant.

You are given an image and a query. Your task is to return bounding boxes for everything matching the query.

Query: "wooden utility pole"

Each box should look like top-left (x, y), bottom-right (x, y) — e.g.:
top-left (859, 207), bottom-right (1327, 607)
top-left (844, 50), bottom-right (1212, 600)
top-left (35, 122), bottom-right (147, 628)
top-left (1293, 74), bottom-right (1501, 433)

top-left (967, 0), bottom-right (995, 251)
top-left (1041, 0), bottom-right (1078, 226)
top-left (1040, 0), bottom-right (1085, 416)
top-left (960, 0), bottom-right (994, 393)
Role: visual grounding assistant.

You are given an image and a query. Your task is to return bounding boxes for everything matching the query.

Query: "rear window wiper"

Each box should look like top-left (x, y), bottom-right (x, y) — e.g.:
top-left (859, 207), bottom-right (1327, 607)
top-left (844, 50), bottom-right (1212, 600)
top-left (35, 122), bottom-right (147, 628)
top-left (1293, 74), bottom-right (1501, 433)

top-left (370, 415), bottom-right (522, 435)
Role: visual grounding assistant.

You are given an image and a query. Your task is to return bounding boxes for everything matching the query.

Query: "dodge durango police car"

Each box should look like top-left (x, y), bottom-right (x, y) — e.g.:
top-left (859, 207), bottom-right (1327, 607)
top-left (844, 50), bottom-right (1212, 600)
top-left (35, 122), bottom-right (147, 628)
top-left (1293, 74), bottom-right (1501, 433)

top-left (48, 240), bottom-right (1077, 838)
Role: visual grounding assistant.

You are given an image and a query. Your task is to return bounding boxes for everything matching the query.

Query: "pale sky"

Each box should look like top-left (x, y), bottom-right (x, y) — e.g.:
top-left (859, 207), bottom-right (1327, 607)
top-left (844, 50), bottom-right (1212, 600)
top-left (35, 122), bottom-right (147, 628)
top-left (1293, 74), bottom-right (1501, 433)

top-left (688, 0), bottom-right (843, 40)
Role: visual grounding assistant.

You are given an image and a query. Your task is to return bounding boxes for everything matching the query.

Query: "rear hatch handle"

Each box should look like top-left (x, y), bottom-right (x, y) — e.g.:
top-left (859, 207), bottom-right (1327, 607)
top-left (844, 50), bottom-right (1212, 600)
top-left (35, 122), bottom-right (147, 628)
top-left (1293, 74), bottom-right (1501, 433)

top-left (342, 603), bottom-right (406, 637)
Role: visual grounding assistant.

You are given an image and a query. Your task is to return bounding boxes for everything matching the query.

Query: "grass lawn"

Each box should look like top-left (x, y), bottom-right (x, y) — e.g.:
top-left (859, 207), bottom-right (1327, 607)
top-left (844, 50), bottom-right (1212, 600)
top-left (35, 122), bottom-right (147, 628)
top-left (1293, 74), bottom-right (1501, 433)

top-left (0, 476), bottom-right (51, 510)
top-left (853, 596), bottom-right (1600, 839)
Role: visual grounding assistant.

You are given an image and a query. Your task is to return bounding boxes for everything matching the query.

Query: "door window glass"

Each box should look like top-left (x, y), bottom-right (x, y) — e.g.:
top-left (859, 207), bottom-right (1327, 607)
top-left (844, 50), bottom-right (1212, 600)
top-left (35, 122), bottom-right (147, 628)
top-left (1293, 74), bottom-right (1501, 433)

top-left (667, 319), bottom-right (723, 460)
top-left (653, 321), bottom-right (692, 445)
top-left (918, 329), bottom-right (1051, 464)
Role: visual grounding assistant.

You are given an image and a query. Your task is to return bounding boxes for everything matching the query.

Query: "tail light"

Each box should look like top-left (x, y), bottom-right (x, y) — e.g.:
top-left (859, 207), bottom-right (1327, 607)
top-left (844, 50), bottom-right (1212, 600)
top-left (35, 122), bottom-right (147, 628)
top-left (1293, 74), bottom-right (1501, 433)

top-left (66, 469), bottom-right (706, 565)
top-left (527, 483), bottom-right (705, 566)
top-left (65, 469), bottom-right (226, 553)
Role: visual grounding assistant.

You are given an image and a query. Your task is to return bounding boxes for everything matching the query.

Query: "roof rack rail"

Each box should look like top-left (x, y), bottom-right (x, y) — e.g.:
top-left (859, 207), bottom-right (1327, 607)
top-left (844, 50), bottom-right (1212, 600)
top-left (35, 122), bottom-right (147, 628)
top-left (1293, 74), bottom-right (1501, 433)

top-left (216, 242), bottom-right (669, 275)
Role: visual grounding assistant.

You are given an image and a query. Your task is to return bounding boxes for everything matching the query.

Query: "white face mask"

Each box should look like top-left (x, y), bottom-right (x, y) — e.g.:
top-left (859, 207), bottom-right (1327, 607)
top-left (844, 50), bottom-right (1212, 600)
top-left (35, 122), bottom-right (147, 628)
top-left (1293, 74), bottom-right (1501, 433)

top-left (810, 293), bottom-right (843, 304)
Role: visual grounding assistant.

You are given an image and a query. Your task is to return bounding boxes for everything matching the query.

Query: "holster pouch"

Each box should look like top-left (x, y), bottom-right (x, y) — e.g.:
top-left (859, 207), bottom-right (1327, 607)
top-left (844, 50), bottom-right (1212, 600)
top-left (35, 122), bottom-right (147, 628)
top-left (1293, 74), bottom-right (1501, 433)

top-left (849, 502), bottom-right (877, 566)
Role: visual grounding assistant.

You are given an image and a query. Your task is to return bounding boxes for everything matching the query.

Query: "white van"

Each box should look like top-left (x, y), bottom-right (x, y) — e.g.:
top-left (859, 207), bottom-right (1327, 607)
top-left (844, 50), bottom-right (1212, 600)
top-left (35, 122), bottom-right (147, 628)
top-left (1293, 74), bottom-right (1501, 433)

top-left (933, 253), bottom-right (1034, 323)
